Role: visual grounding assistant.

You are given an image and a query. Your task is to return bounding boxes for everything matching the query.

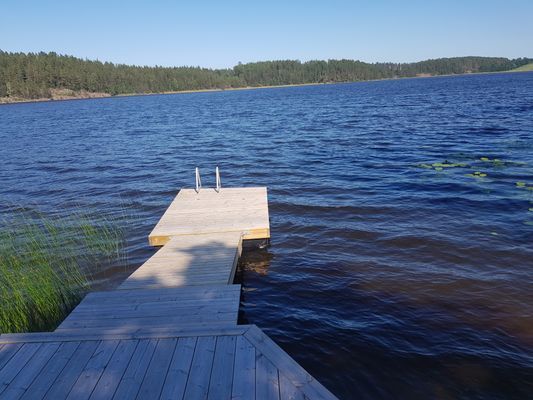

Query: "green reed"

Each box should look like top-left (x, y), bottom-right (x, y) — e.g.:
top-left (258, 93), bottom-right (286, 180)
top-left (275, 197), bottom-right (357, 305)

top-left (0, 208), bottom-right (126, 333)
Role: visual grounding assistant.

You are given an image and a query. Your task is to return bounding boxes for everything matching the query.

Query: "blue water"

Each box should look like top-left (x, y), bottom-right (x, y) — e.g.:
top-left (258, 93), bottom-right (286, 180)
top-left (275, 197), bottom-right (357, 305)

top-left (1, 73), bottom-right (532, 399)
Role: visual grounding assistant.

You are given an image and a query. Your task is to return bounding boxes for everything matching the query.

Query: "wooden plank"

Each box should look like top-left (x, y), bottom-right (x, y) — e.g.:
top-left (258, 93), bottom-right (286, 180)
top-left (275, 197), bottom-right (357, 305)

top-left (136, 338), bottom-right (178, 400)
top-left (231, 335), bottom-right (255, 400)
top-left (89, 339), bottom-right (138, 400)
top-left (256, 353), bottom-right (280, 400)
top-left (62, 301), bottom-right (237, 319)
top-left (55, 285), bottom-right (241, 332)
top-left (183, 336), bottom-right (216, 400)
top-left (207, 335), bottom-right (236, 400)
top-left (0, 326), bottom-right (249, 344)
top-left (122, 262), bottom-right (237, 275)
top-left (0, 343), bottom-right (41, 395)
top-left (159, 337), bottom-right (196, 400)
top-left (118, 277), bottom-right (231, 290)
top-left (0, 343), bottom-right (22, 370)
top-left (1, 342), bottom-right (60, 400)
top-left (56, 313), bottom-right (238, 331)
top-left (82, 285), bottom-right (241, 302)
top-left (21, 341), bottom-right (80, 400)
top-left (43, 341), bottom-right (100, 400)
top-left (78, 290), bottom-right (240, 306)
top-left (67, 302), bottom-right (237, 318)
top-left (244, 326), bottom-right (337, 400)
top-left (72, 298), bottom-right (239, 314)
top-left (112, 339), bottom-right (157, 399)
top-left (279, 373), bottom-right (305, 400)
top-left (150, 228), bottom-right (269, 245)
top-left (66, 340), bottom-right (119, 400)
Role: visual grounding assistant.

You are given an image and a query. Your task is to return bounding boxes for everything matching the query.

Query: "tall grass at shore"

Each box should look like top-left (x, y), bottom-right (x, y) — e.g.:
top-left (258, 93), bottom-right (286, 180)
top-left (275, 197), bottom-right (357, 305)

top-left (0, 208), bottom-right (126, 333)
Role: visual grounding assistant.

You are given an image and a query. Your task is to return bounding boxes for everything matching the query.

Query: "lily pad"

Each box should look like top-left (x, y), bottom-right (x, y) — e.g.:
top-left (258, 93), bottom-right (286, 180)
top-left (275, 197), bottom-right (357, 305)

top-left (432, 162), bottom-right (467, 168)
top-left (417, 163), bottom-right (433, 169)
top-left (466, 171), bottom-right (487, 179)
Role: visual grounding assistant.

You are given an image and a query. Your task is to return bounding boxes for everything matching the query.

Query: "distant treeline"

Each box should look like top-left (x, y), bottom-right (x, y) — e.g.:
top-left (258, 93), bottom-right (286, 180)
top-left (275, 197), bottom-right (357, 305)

top-left (0, 50), bottom-right (531, 100)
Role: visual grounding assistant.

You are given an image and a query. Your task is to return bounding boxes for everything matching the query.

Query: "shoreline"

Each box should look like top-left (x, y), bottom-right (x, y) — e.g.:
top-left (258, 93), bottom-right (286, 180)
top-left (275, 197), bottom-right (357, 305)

top-left (1, 69), bottom-right (530, 106)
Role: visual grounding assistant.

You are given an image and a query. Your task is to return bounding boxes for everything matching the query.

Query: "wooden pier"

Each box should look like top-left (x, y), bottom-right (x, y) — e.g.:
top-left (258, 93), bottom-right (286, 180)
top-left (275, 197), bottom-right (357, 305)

top-left (0, 187), bottom-right (337, 399)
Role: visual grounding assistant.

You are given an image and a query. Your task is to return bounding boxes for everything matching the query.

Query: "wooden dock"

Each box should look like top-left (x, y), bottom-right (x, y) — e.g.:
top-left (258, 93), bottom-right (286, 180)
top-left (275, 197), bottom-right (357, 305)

top-left (0, 186), bottom-right (337, 399)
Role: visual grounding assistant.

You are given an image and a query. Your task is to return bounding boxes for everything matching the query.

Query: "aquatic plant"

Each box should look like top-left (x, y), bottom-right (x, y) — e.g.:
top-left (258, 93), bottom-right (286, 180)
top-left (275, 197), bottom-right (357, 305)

top-left (466, 171), bottom-right (488, 179)
top-left (515, 181), bottom-right (533, 190)
top-left (416, 161), bottom-right (468, 171)
top-left (0, 208), bottom-right (126, 333)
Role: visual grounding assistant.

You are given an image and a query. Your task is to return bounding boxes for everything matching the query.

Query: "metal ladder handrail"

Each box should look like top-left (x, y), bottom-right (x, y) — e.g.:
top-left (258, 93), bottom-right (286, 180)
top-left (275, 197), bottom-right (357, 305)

top-left (215, 166), bottom-right (221, 192)
top-left (195, 167), bottom-right (202, 193)
top-left (194, 167), bottom-right (221, 193)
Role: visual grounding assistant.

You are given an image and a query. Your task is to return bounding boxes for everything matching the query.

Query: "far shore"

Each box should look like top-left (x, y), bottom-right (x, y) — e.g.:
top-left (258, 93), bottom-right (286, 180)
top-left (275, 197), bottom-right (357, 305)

top-left (1, 69), bottom-right (530, 106)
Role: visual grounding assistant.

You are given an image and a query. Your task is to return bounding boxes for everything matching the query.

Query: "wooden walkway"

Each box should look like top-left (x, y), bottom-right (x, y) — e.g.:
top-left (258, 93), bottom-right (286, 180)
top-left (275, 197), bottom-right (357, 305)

top-left (0, 187), bottom-right (337, 400)
top-left (120, 232), bottom-right (242, 290)
top-left (55, 285), bottom-right (241, 333)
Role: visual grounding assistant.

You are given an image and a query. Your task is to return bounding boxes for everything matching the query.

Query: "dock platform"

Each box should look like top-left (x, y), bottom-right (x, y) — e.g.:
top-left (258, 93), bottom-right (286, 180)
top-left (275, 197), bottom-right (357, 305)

top-left (0, 186), bottom-right (337, 399)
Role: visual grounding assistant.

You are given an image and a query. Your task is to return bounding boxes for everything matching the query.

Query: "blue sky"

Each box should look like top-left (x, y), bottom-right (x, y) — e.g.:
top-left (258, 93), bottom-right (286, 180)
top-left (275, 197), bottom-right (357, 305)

top-left (0, 0), bottom-right (531, 68)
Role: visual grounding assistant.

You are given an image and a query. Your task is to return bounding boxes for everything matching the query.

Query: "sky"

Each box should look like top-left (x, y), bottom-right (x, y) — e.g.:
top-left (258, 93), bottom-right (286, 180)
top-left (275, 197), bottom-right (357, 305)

top-left (0, 0), bottom-right (532, 68)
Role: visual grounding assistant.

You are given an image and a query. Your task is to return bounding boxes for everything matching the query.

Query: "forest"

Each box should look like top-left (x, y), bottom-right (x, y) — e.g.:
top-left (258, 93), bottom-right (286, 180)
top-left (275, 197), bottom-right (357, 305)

top-left (0, 50), bottom-right (530, 101)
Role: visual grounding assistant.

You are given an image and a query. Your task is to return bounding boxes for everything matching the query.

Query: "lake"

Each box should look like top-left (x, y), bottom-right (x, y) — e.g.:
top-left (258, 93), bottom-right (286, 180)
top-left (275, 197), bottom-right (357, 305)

top-left (1, 72), bottom-right (532, 399)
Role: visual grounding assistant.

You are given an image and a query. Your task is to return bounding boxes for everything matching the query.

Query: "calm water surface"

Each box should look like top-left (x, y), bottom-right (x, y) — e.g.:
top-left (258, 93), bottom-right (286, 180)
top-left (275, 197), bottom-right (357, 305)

top-left (1, 73), bottom-right (532, 399)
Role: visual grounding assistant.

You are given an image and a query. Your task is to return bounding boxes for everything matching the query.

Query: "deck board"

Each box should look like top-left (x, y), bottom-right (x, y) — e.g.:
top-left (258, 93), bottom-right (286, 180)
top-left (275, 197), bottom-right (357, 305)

top-left (56, 285), bottom-right (241, 333)
top-left (207, 335), bottom-right (236, 400)
top-left (43, 341), bottom-right (100, 400)
top-left (0, 327), bottom-right (337, 400)
top-left (0, 343), bottom-right (42, 395)
top-left (0, 343), bottom-right (22, 370)
top-left (256, 353), bottom-right (281, 400)
top-left (112, 339), bottom-right (158, 399)
top-left (136, 338), bottom-right (177, 400)
top-left (65, 340), bottom-right (119, 400)
top-left (120, 232), bottom-right (243, 290)
top-left (1, 342), bottom-right (59, 400)
top-left (159, 337), bottom-right (196, 400)
top-left (183, 336), bottom-right (216, 400)
top-left (88, 339), bottom-right (138, 400)
top-left (20, 341), bottom-right (80, 400)
top-left (231, 335), bottom-right (256, 400)
top-left (148, 187), bottom-right (270, 245)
